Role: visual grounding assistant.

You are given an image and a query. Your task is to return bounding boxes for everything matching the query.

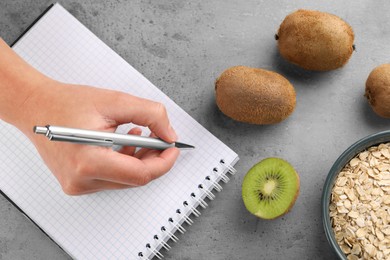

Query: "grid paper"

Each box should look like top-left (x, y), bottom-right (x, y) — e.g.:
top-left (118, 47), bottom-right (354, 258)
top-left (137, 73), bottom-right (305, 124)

top-left (0, 3), bottom-right (238, 260)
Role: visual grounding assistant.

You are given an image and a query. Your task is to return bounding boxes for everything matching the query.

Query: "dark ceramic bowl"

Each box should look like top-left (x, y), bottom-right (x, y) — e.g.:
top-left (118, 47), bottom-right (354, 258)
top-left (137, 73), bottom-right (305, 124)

top-left (322, 130), bottom-right (390, 259)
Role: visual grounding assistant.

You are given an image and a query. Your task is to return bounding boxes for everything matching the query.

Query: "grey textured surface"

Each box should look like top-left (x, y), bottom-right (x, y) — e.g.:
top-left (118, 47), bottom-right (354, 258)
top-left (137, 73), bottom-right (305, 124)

top-left (1, 0), bottom-right (390, 259)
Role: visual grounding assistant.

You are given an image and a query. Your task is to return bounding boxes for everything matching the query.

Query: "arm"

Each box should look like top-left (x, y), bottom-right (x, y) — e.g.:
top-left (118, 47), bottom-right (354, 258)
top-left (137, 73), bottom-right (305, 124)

top-left (0, 38), bottom-right (180, 195)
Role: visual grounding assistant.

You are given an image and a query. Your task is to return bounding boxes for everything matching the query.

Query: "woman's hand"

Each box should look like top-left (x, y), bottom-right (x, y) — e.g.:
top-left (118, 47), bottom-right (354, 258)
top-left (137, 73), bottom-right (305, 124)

top-left (0, 38), bottom-right (180, 195)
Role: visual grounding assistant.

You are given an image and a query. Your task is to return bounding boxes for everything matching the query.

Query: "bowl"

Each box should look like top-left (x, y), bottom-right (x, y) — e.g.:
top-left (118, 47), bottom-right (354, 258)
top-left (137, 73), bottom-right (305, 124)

top-left (322, 130), bottom-right (390, 259)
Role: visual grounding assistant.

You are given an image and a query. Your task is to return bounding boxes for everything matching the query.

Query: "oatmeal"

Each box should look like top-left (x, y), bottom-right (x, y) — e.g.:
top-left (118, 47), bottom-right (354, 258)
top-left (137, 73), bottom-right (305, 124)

top-left (330, 143), bottom-right (390, 260)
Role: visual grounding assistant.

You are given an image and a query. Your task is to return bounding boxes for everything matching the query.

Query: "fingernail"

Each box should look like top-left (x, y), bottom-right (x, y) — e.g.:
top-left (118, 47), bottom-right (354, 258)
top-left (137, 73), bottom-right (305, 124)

top-left (169, 126), bottom-right (178, 141)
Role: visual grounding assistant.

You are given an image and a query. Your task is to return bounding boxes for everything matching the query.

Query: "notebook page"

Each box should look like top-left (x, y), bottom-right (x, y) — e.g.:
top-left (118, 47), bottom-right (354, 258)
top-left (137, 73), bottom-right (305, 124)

top-left (0, 3), bottom-right (238, 260)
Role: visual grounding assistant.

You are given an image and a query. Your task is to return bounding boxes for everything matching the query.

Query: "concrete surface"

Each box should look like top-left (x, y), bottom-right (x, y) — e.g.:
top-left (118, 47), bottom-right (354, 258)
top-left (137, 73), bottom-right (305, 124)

top-left (1, 0), bottom-right (390, 259)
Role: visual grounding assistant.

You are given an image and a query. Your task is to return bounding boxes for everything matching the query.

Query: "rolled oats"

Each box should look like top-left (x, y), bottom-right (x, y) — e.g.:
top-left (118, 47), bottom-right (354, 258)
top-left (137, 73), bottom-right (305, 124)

top-left (330, 143), bottom-right (390, 260)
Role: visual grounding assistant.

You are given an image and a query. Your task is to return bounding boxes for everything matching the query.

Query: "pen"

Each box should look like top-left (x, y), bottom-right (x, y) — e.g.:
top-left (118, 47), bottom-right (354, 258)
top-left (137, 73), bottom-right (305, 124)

top-left (33, 125), bottom-right (195, 150)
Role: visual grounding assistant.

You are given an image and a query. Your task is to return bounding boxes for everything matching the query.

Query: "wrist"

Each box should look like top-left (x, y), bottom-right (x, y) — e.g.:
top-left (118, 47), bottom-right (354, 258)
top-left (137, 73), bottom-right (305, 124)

top-left (13, 77), bottom-right (58, 137)
top-left (0, 38), bottom-right (56, 135)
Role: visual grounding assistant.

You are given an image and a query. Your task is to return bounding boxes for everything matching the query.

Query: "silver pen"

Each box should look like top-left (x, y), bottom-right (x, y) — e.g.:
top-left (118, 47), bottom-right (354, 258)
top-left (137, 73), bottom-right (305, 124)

top-left (33, 125), bottom-right (195, 150)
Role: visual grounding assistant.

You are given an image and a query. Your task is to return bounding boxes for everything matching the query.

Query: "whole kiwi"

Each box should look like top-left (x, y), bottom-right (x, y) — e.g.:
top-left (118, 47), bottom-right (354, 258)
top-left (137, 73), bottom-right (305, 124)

top-left (215, 66), bottom-right (296, 124)
top-left (276, 9), bottom-right (355, 71)
top-left (365, 64), bottom-right (390, 118)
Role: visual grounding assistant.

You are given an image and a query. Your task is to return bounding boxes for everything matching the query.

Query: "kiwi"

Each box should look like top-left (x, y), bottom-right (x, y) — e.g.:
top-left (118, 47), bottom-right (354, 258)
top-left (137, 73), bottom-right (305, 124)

top-left (276, 9), bottom-right (354, 71)
top-left (365, 64), bottom-right (390, 118)
top-left (242, 158), bottom-right (300, 220)
top-left (215, 66), bottom-right (296, 124)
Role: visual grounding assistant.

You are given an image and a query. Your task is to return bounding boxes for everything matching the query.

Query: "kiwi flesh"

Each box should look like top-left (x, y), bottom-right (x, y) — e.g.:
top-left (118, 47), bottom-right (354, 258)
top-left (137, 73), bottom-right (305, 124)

top-left (365, 64), bottom-right (390, 118)
top-left (215, 66), bottom-right (296, 124)
top-left (276, 9), bottom-right (354, 71)
top-left (242, 158), bottom-right (300, 219)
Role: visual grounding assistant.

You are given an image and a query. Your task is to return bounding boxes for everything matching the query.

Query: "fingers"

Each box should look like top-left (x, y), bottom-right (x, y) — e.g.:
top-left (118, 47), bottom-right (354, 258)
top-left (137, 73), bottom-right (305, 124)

top-left (59, 133), bottom-right (180, 194)
top-left (118, 127), bottom-right (142, 156)
top-left (105, 93), bottom-right (177, 143)
top-left (63, 180), bottom-right (135, 195)
top-left (134, 148), bottom-right (160, 160)
top-left (61, 147), bottom-right (177, 194)
top-left (91, 147), bottom-right (180, 186)
top-left (133, 131), bottom-right (158, 159)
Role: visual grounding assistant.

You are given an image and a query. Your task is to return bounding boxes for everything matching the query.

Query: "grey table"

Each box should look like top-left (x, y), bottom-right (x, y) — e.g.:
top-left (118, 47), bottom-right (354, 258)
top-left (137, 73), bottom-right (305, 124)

top-left (1, 1), bottom-right (390, 259)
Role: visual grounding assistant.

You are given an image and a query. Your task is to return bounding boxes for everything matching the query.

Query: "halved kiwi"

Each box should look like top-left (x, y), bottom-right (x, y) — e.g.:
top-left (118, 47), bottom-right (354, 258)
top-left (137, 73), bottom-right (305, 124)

top-left (242, 158), bottom-right (300, 219)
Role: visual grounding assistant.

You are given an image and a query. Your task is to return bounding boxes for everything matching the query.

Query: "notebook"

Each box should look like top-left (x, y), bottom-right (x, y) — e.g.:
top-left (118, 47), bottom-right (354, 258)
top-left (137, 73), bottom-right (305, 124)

top-left (0, 3), bottom-right (238, 260)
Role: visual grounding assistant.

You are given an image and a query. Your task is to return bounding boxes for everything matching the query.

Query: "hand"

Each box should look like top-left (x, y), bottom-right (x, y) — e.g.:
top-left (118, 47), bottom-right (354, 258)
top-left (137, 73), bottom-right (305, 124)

top-left (0, 38), bottom-right (180, 195)
top-left (19, 81), bottom-right (180, 195)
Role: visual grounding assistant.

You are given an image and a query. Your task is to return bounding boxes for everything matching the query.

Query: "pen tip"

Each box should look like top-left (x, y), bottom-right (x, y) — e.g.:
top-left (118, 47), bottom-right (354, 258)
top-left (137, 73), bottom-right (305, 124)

top-left (175, 142), bottom-right (195, 149)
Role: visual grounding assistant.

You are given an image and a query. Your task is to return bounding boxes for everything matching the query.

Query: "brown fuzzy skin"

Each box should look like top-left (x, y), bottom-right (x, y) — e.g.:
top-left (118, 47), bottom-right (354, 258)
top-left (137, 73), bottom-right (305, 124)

top-left (277, 9), bottom-right (354, 71)
top-left (215, 66), bottom-right (296, 124)
top-left (365, 64), bottom-right (390, 118)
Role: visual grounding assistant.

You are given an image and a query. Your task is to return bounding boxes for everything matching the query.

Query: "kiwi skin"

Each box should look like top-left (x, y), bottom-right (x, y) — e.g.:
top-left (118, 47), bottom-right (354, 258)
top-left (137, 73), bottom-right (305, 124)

top-left (365, 64), bottom-right (390, 118)
top-left (277, 9), bottom-right (354, 71)
top-left (215, 66), bottom-right (296, 124)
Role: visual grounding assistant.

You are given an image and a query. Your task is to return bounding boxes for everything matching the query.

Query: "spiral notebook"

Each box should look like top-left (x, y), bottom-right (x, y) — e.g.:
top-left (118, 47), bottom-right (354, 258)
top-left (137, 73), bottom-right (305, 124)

top-left (0, 3), bottom-right (238, 260)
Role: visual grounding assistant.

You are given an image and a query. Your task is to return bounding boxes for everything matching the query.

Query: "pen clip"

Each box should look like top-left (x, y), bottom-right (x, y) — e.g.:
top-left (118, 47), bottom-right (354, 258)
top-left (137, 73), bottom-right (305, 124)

top-left (49, 134), bottom-right (113, 147)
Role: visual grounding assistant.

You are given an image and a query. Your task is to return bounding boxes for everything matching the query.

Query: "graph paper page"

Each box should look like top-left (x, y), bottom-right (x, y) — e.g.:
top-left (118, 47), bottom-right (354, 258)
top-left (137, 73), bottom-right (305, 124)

top-left (0, 3), bottom-right (238, 259)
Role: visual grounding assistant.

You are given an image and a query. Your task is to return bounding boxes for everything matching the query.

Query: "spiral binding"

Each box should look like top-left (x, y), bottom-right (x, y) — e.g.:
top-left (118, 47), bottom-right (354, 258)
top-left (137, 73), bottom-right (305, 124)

top-left (146, 243), bottom-right (163, 259)
top-left (177, 209), bottom-right (193, 225)
top-left (191, 192), bottom-right (208, 209)
top-left (169, 217), bottom-right (186, 234)
top-left (154, 235), bottom-right (171, 251)
top-left (138, 158), bottom-right (237, 259)
top-left (161, 226), bottom-right (178, 243)
top-left (205, 175), bottom-right (222, 192)
top-left (214, 167), bottom-right (229, 183)
top-left (220, 159), bottom-right (237, 175)
top-left (198, 184), bottom-right (215, 200)
top-left (183, 201), bottom-right (201, 217)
